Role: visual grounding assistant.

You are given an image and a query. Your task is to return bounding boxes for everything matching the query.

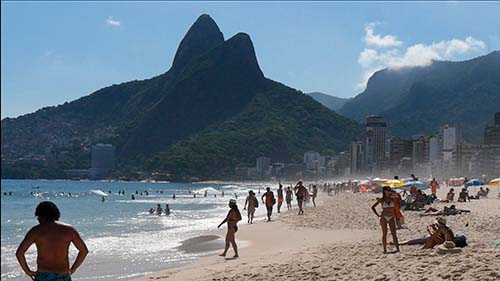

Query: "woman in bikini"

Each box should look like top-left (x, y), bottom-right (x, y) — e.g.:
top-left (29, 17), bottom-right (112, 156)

top-left (218, 199), bottom-right (242, 258)
top-left (371, 186), bottom-right (400, 254)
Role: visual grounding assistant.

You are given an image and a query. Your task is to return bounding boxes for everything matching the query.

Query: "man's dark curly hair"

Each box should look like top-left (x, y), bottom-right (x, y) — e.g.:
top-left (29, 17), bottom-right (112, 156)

top-left (35, 201), bottom-right (61, 221)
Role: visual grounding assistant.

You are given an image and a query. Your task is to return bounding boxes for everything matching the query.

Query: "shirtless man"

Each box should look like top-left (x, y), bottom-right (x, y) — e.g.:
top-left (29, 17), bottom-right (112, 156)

top-left (277, 184), bottom-right (284, 213)
top-left (16, 201), bottom-right (88, 281)
top-left (243, 190), bottom-right (257, 224)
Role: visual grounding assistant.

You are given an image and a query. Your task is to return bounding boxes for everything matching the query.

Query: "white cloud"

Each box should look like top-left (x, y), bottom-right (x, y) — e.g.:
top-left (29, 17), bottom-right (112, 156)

top-left (106, 16), bottom-right (121, 27)
top-left (356, 23), bottom-right (487, 90)
top-left (364, 22), bottom-right (403, 48)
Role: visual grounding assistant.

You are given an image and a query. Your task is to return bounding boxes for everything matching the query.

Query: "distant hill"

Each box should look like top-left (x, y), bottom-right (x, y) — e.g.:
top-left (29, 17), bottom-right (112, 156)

top-left (307, 92), bottom-right (349, 111)
top-left (1, 14), bottom-right (361, 180)
top-left (338, 51), bottom-right (500, 142)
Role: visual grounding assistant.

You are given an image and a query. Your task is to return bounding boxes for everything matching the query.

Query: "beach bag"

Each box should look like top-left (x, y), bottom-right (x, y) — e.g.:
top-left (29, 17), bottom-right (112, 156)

top-left (272, 196), bottom-right (276, 205)
top-left (254, 197), bottom-right (259, 208)
top-left (453, 233), bottom-right (468, 248)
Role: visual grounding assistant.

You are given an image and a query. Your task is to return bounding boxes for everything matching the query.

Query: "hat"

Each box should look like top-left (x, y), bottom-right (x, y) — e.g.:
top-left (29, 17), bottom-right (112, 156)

top-left (436, 241), bottom-right (462, 255)
top-left (436, 217), bottom-right (447, 225)
top-left (229, 199), bottom-right (237, 205)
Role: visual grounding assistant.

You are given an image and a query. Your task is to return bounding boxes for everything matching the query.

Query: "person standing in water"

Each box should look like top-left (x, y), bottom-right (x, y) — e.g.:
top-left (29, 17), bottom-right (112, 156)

top-left (244, 191), bottom-right (257, 224)
top-left (218, 199), bottom-right (242, 258)
top-left (371, 186), bottom-right (400, 254)
top-left (277, 183), bottom-right (284, 213)
top-left (285, 186), bottom-right (293, 210)
top-left (16, 201), bottom-right (88, 281)
top-left (261, 187), bottom-right (275, 221)
top-left (165, 204), bottom-right (171, 216)
top-left (156, 204), bottom-right (163, 215)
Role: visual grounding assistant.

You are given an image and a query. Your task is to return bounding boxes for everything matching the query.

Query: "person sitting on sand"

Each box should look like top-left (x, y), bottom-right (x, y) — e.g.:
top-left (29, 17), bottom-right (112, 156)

top-left (443, 188), bottom-right (455, 202)
top-left (262, 187), bottom-right (275, 221)
top-left (423, 217), bottom-right (454, 249)
top-left (16, 201), bottom-right (88, 281)
top-left (294, 181), bottom-right (307, 215)
top-left (458, 188), bottom-right (470, 202)
top-left (285, 186), bottom-right (293, 210)
top-left (371, 186), bottom-right (400, 254)
top-left (244, 190), bottom-right (257, 224)
top-left (217, 199), bottom-right (242, 258)
top-left (156, 204), bottom-right (163, 215)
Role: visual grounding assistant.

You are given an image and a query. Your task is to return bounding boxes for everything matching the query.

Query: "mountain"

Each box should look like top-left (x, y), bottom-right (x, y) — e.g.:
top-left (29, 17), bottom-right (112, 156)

top-left (338, 51), bottom-right (500, 142)
top-left (1, 14), bottom-right (362, 180)
top-left (307, 92), bottom-right (349, 111)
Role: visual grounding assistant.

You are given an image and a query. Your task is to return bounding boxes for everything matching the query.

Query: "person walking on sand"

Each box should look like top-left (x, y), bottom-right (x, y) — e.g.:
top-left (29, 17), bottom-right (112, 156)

top-left (16, 201), bottom-right (88, 281)
top-left (244, 191), bottom-right (257, 224)
top-left (277, 183), bottom-right (284, 213)
top-left (218, 199), bottom-right (242, 258)
top-left (312, 185), bottom-right (318, 207)
top-left (262, 187), bottom-right (275, 221)
top-left (286, 186), bottom-right (293, 210)
top-left (295, 181), bottom-right (307, 215)
top-left (371, 186), bottom-right (400, 254)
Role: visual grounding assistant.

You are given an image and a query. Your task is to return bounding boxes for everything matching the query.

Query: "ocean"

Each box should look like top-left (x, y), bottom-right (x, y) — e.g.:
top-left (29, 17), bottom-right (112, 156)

top-left (0, 179), bottom-right (276, 280)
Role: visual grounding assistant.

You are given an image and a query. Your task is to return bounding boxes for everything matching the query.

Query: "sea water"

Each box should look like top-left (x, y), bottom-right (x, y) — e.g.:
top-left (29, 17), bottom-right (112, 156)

top-left (1, 180), bottom-right (275, 280)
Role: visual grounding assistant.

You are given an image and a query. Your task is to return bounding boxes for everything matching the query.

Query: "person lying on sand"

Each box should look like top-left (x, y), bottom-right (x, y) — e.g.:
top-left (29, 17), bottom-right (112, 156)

top-left (420, 205), bottom-right (470, 216)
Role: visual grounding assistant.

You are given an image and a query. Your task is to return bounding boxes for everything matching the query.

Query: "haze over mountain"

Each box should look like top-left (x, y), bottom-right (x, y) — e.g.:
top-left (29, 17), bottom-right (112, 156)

top-left (338, 51), bottom-right (500, 142)
top-left (1, 14), bottom-right (361, 180)
top-left (307, 92), bottom-right (349, 111)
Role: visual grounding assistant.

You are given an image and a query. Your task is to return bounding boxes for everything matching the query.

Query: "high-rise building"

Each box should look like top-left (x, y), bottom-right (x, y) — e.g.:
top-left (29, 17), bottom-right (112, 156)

top-left (484, 112), bottom-right (500, 146)
top-left (454, 143), bottom-right (481, 176)
top-left (365, 116), bottom-right (387, 168)
top-left (91, 144), bottom-right (115, 178)
top-left (256, 156), bottom-right (271, 175)
top-left (350, 140), bottom-right (365, 175)
top-left (304, 151), bottom-right (321, 171)
top-left (412, 136), bottom-right (429, 165)
top-left (439, 125), bottom-right (461, 174)
top-left (389, 137), bottom-right (413, 162)
top-left (428, 135), bottom-right (442, 162)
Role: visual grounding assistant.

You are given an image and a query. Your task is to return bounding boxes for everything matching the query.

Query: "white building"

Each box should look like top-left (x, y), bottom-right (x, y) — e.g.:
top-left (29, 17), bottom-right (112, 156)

top-left (304, 151), bottom-right (320, 171)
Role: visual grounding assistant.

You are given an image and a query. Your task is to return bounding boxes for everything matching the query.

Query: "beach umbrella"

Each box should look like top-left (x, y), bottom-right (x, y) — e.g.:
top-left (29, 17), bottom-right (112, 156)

top-left (465, 179), bottom-right (485, 187)
top-left (396, 181), bottom-right (429, 192)
top-left (488, 178), bottom-right (500, 186)
top-left (386, 179), bottom-right (404, 187)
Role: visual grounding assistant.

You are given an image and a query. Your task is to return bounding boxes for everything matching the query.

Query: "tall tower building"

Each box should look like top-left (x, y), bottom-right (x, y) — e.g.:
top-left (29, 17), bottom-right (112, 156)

top-left (365, 116), bottom-right (387, 168)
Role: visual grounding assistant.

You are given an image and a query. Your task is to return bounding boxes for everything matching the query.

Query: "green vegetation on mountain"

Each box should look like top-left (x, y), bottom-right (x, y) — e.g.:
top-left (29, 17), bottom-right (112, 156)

top-left (307, 92), bottom-right (349, 111)
top-left (1, 14), bottom-right (361, 180)
top-left (148, 85), bottom-right (361, 179)
top-left (338, 51), bottom-right (500, 142)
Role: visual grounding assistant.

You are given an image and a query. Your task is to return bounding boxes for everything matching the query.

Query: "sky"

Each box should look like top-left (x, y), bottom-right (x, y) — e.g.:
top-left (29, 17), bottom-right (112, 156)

top-left (2, 1), bottom-right (500, 118)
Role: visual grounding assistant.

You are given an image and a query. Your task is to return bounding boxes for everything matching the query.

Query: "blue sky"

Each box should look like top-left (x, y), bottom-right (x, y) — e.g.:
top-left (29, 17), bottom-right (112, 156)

top-left (2, 1), bottom-right (500, 118)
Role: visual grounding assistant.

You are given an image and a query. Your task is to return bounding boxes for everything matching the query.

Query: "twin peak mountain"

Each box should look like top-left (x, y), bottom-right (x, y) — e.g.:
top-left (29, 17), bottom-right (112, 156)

top-left (1, 14), bottom-right (361, 180)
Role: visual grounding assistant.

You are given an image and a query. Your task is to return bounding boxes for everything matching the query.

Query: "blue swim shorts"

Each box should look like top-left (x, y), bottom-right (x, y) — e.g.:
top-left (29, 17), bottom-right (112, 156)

top-left (34, 272), bottom-right (72, 281)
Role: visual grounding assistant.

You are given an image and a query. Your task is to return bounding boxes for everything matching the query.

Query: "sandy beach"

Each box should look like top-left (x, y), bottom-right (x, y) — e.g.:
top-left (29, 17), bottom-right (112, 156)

top-left (135, 187), bottom-right (500, 281)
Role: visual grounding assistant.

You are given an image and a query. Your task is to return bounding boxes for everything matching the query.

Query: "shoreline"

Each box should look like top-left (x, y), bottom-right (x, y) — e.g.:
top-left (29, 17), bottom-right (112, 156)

top-left (134, 189), bottom-right (500, 281)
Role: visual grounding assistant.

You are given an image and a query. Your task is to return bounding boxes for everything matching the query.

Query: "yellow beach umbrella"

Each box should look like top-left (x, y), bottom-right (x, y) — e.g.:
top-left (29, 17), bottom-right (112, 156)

top-left (386, 179), bottom-right (404, 187)
top-left (488, 178), bottom-right (500, 186)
